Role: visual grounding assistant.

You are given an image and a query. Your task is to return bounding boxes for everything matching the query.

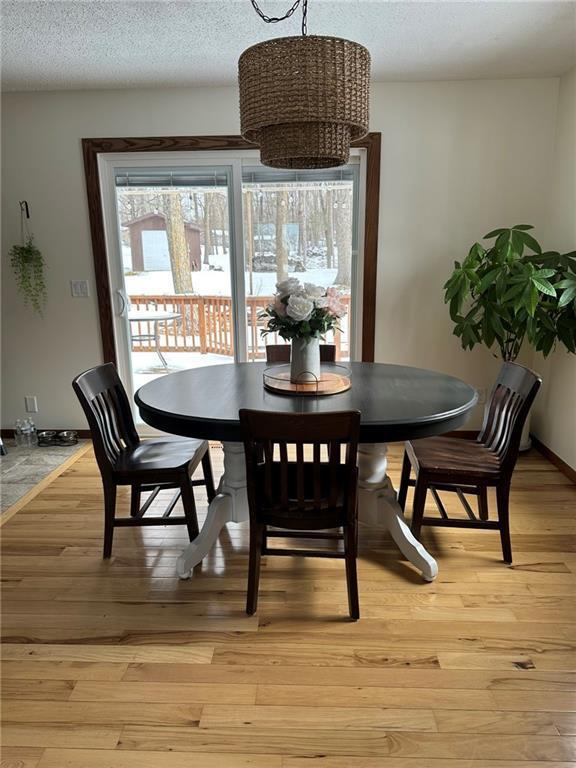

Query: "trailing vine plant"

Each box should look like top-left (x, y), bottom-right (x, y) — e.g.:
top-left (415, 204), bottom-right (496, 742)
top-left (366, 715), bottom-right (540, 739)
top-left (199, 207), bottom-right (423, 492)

top-left (10, 205), bottom-right (46, 315)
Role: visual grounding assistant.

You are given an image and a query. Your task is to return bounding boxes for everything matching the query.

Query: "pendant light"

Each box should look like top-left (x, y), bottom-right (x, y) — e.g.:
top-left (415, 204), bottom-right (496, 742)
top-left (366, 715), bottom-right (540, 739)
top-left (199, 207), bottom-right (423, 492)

top-left (238, 0), bottom-right (370, 169)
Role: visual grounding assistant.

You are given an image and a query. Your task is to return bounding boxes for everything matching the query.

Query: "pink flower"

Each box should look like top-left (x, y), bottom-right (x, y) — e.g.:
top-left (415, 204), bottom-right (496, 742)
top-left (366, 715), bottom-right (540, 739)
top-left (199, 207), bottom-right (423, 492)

top-left (327, 296), bottom-right (347, 318)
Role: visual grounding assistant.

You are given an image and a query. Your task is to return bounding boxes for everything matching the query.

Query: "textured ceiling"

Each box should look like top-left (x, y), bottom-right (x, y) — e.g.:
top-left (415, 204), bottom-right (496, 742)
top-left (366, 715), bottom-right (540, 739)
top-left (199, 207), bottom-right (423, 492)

top-left (2, 1), bottom-right (575, 92)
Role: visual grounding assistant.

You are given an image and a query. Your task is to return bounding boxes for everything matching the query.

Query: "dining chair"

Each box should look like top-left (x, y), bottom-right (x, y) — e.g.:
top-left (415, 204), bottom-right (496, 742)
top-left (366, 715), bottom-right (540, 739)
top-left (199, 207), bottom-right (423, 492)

top-left (397, 362), bottom-right (541, 563)
top-left (240, 408), bottom-right (361, 619)
top-left (265, 343), bottom-right (336, 363)
top-left (73, 363), bottom-right (216, 558)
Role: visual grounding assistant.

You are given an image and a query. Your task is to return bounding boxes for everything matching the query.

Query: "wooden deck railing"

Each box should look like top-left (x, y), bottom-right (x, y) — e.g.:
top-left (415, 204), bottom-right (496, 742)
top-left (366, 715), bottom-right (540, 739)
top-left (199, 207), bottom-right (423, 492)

top-left (129, 294), bottom-right (351, 360)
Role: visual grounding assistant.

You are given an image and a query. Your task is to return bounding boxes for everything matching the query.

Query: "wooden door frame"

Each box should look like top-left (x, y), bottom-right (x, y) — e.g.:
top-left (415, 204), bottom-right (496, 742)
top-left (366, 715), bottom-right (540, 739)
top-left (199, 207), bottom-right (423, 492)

top-left (82, 133), bottom-right (381, 364)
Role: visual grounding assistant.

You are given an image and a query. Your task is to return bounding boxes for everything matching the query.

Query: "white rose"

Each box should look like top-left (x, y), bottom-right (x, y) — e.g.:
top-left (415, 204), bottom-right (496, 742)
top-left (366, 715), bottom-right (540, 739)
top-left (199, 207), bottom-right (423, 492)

top-left (276, 277), bottom-right (301, 298)
top-left (303, 282), bottom-right (325, 299)
top-left (286, 294), bottom-right (314, 322)
top-left (314, 296), bottom-right (329, 309)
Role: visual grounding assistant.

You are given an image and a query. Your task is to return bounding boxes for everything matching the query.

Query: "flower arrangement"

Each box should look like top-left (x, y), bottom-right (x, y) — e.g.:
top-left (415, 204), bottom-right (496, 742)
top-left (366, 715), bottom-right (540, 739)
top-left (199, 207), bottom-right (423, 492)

top-left (261, 278), bottom-right (348, 341)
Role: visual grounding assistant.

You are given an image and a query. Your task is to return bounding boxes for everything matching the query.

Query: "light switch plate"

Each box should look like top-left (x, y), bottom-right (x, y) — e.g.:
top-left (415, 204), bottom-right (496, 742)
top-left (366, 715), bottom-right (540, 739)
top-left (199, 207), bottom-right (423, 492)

top-left (25, 395), bottom-right (38, 413)
top-left (70, 280), bottom-right (89, 298)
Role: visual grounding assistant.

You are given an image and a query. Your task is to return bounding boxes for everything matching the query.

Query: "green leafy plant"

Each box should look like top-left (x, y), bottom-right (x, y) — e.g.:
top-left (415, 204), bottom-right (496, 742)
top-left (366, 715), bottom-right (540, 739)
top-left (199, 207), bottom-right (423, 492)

top-left (444, 225), bottom-right (576, 361)
top-left (10, 236), bottom-right (47, 315)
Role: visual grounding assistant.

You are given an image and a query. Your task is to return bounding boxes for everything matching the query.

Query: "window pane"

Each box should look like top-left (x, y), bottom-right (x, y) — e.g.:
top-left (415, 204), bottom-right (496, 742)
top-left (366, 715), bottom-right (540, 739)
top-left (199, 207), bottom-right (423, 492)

top-left (242, 167), bottom-right (358, 361)
top-left (115, 172), bottom-right (233, 390)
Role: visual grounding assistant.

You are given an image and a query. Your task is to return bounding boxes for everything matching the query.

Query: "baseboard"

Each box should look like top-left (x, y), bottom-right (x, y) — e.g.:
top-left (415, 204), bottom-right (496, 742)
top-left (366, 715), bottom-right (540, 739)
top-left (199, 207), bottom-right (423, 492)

top-left (1, 428), bottom-right (92, 439)
top-left (531, 436), bottom-right (576, 484)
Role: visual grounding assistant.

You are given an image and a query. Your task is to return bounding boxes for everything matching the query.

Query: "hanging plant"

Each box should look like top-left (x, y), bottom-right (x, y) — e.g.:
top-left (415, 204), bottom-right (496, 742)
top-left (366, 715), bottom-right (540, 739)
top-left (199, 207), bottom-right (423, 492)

top-left (10, 204), bottom-right (46, 315)
top-left (10, 236), bottom-right (46, 315)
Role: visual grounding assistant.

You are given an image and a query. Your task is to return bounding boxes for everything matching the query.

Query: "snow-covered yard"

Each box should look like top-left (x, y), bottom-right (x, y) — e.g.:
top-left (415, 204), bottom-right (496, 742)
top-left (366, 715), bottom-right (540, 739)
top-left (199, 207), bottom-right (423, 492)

top-left (124, 248), bottom-right (344, 297)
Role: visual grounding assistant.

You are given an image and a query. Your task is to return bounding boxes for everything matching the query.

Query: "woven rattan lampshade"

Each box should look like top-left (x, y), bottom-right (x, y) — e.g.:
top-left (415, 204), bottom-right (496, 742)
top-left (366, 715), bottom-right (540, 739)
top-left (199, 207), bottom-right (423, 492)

top-left (239, 35), bottom-right (370, 169)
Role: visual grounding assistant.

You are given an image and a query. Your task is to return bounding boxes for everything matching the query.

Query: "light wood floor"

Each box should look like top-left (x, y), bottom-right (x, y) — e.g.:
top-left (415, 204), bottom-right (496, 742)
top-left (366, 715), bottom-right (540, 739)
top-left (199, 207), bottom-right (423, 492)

top-left (1, 443), bottom-right (576, 767)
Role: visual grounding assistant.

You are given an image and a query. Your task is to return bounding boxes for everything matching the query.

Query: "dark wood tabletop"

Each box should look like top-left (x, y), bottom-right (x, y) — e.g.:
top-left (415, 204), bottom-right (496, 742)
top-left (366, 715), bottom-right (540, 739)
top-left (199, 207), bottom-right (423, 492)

top-left (135, 362), bottom-right (477, 443)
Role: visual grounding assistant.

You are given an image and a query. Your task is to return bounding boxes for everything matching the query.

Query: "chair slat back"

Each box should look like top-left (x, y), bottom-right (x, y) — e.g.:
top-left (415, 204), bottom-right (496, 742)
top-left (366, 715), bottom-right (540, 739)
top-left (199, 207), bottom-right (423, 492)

top-left (73, 364), bottom-right (140, 475)
top-left (265, 344), bottom-right (337, 363)
top-left (478, 362), bottom-right (541, 473)
top-left (240, 410), bottom-right (360, 524)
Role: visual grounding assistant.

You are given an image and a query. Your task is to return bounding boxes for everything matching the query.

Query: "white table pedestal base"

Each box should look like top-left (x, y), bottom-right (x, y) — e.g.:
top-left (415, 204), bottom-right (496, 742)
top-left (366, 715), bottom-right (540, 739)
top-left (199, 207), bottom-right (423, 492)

top-left (177, 442), bottom-right (249, 579)
top-left (177, 440), bottom-right (438, 582)
top-left (357, 443), bottom-right (438, 581)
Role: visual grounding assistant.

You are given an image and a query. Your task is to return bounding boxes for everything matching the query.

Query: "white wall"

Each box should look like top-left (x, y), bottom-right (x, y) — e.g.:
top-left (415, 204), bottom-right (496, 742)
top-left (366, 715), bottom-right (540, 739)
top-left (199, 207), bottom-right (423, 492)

top-left (1, 79), bottom-right (559, 433)
top-left (531, 67), bottom-right (576, 469)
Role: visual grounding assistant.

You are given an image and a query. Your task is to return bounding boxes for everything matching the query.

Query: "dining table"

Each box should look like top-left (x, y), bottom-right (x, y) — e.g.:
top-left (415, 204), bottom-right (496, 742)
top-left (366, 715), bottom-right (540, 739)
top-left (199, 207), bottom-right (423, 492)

top-left (135, 362), bottom-right (477, 581)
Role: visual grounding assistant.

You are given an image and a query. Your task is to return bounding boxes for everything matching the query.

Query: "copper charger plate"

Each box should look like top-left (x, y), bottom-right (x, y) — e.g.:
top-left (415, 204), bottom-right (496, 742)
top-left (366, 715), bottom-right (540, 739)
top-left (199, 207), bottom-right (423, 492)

top-left (263, 369), bottom-right (351, 396)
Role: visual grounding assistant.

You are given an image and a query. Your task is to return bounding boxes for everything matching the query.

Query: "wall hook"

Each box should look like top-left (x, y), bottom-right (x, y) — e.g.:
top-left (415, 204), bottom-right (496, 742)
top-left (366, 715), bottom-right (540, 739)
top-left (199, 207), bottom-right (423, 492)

top-left (19, 200), bottom-right (30, 219)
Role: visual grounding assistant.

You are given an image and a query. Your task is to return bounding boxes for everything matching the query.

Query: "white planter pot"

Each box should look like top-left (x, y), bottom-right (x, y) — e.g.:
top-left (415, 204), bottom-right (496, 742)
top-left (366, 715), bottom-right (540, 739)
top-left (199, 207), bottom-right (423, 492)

top-left (291, 337), bottom-right (321, 383)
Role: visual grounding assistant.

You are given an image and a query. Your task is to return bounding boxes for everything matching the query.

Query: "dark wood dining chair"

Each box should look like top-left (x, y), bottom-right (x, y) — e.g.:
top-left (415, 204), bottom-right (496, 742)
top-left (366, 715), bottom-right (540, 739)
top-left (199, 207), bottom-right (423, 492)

top-left (265, 343), bottom-right (337, 363)
top-left (397, 362), bottom-right (541, 564)
top-left (73, 363), bottom-right (216, 558)
top-left (240, 409), bottom-right (361, 619)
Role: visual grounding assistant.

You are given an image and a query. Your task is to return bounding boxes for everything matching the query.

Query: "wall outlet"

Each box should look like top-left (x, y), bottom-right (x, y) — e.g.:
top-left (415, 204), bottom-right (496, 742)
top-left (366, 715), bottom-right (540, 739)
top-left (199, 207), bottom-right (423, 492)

top-left (477, 387), bottom-right (487, 406)
top-left (70, 280), bottom-right (89, 298)
top-left (24, 395), bottom-right (38, 413)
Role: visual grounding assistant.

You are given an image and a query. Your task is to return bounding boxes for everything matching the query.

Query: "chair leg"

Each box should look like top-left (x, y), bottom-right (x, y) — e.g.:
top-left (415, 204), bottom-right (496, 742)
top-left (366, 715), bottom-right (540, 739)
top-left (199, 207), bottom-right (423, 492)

top-left (478, 486), bottom-right (489, 521)
top-left (397, 449), bottom-right (412, 510)
top-left (410, 476), bottom-right (428, 541)
top-left (180, 475), bottom-right (200, 542)
top-left (103, 483), bottom-right (117, 559)
top-left (344, 522), bottom-right (360, 621)
top-left (246, 522), bottom-right (263, 616)
top-left (202, 449), bottom-right (217, 503)
top-left (496, 482), bottom-right (512, 564)
top-left (130, 485), bottom-right (141, 517)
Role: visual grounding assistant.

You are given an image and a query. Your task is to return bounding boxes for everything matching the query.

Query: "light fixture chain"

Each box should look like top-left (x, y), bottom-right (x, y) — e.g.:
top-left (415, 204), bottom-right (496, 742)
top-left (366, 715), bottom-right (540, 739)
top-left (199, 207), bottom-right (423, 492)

top-left (249, 0), bottom-right (308, 35)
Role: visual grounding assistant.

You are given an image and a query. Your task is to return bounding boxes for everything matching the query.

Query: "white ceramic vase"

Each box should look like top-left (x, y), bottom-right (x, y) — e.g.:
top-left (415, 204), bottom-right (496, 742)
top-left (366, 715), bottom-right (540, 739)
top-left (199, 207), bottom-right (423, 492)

top-left (291, 337), bottom-right (321, 383)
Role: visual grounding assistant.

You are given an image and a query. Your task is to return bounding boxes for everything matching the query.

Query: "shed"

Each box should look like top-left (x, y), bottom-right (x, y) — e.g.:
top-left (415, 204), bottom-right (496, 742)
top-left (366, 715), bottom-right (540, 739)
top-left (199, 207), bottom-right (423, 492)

top-left (122, 212), bottom-right (201, 272)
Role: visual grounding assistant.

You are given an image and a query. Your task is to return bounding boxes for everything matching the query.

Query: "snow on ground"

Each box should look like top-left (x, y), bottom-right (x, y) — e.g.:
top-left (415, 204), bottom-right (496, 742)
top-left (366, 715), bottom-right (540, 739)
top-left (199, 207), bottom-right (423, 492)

top-left (125, 250), bottom-right (340, 298)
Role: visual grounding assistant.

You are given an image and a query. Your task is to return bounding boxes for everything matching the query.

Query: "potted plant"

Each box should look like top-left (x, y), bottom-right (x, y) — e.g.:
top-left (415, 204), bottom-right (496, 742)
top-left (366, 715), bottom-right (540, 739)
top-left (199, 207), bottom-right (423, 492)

top-left (261, 278), bottom-right (347, 383)
top-left (10, 235), bottom-right (46, 315)
top-left (443, 224), bottom-right (576, 445)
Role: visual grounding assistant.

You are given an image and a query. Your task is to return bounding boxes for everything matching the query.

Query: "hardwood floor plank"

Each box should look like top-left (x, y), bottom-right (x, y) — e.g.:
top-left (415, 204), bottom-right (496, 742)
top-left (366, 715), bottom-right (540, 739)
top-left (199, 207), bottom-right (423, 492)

top-left (255, 685), bottom-right (497, 710)
top-left (1, 724), bottom-right (121, 749)
top-left (36, 749), bottom-right (282, 768)
top-left (121, 662), bottom-right (576, 690)
top-left (1, 661), bottom-right (129, 681)
top-left (491, 690), bottom-right (576, 712)
top-left (433, 709), bottom-right (559, 734)
top-left (116, 726), bottom-right (576, 760)
top-left (199, 704), bottom-right (437, 731)
top-left (0, 680), bottom-right (75, 700)
top-left (1, 700), bottom-right (202, 726)
top-left (0, 747), bottom-right (44, 768)
top-left (1, 645), bottom-right (214, 664)
top-left (69, 681), bottom-right (257, 704)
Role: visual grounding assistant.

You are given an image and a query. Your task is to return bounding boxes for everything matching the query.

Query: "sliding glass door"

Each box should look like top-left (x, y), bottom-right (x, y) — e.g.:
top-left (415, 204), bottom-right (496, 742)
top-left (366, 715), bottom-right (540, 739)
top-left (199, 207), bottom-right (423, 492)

top-left (99, 150), bottom-right (365, 420)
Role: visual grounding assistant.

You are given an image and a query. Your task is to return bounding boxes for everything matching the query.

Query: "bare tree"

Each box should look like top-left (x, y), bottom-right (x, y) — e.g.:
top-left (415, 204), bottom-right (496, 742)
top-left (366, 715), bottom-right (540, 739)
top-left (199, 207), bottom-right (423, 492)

top-left (275, 190), bottom-right (289, 283)
top-left (244, 189), bottom-right (255, 296)
top-left (164, 192), bottom-right (193, 294)
top-left (333, 189), bottom-right (352, 286)
top-left (321, 189), bottom-right (335, 269)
